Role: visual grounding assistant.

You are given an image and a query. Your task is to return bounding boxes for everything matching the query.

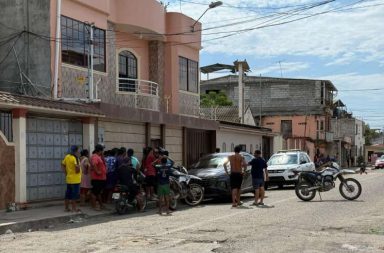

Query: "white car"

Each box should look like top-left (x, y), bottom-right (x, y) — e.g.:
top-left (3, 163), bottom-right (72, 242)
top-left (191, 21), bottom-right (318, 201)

top-left (266, 150), bottom-right (315, 190)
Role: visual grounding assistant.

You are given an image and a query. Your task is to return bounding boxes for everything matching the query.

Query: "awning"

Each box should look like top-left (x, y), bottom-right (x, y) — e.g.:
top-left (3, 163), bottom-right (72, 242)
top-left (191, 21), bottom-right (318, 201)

top-left (0, 91), bottom-right (104, 117)
top-left (200, 63), bottom-right (237, 74)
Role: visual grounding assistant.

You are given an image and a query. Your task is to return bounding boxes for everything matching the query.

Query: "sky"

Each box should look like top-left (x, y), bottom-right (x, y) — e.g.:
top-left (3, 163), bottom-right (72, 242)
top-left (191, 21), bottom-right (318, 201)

top-left (166, 0), bottom-right (384, 129)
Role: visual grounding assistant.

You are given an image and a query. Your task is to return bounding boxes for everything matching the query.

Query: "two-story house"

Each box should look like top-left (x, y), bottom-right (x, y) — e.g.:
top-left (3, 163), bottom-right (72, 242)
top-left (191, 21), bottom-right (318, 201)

top-left (0, 0), bottom-right (218, 207)
top-left (331, 100), bottom-right (365, 167)
top-left (201, 74), bottom-right (337, 159)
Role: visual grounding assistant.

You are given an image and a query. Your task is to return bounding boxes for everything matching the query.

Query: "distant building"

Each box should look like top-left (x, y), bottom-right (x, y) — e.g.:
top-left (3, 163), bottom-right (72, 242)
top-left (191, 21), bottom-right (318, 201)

top-left (201, 74), bottom-right (337, 159)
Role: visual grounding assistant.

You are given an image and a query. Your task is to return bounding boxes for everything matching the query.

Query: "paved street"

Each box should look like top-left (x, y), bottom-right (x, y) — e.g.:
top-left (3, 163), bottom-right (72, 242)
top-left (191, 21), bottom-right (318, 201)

top-left (1, 170), bottom-right (384, 253)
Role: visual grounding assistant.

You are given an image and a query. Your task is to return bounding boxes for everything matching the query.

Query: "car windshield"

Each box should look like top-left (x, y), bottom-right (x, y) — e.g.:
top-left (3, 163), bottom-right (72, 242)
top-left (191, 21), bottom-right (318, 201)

top-left (195, 155), bottom-right (228, 169)
top-left (267, 154), bottom-right (298, 165)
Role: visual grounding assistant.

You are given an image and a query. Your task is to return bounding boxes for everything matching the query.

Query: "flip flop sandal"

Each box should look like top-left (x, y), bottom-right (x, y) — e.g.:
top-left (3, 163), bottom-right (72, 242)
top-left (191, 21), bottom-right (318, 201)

top-left (232, 204), bottom-right (238, 208)
top-left (258, 202), bottom-right (265, 206)
top-left (237, 202), bottom-right (244, 206)
top-left (64, 208), bottom-right (72, 212)
top-left (251, 202), bottom-right (259, 206)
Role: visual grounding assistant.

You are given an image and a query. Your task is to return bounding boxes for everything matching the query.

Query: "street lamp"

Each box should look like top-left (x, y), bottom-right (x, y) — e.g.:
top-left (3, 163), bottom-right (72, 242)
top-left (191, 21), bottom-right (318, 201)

top-left (190, 1), bottom-right (223, 33)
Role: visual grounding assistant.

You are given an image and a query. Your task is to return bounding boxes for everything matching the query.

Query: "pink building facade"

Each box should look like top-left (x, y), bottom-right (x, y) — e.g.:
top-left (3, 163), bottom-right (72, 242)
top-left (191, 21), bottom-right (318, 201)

top-left (262, 115), bottom-right (334, 159)
top-left (51, 0), bottom-right (202, 116)
top-left (0, 0), bottom-right (219, 205)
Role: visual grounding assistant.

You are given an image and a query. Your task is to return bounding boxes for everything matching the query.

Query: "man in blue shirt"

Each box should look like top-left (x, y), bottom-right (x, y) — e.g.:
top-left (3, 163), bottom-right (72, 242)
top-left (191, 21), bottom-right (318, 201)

top-left (248, 150), bottom-right (269, 206)
top-left (155, 157), bottom-right (172, 215)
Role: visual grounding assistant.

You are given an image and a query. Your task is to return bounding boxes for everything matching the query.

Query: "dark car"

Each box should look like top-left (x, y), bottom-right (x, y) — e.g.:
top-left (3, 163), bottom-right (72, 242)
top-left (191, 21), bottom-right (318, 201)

top-left (188, 152), bottom-right (255, 199)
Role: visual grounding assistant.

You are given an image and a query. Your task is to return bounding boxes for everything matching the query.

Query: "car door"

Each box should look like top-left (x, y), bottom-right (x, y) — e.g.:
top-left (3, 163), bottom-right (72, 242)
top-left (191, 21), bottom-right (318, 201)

top-left (242, 154), bottom-right (253, 192)
top-left (304, 153), bottom-right (315, 171)
top-left (299, 153), bottom-right (309, 171)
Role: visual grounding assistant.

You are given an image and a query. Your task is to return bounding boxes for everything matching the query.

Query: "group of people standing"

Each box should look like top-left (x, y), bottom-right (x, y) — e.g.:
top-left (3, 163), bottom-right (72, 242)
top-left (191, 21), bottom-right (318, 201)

top-left (224, 146), bottom-right (269, 208)
top-left (61, 144), bottom-right (175, 215)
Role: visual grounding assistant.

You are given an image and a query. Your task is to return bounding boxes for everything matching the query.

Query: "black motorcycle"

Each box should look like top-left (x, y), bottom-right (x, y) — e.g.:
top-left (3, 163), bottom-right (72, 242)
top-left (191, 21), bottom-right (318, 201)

top-left (168, 167), bottom-right (204, 210)
top-left (294, 162), bottom-right (362, 201)
top-left (112, 185), bottom-right (147, 215)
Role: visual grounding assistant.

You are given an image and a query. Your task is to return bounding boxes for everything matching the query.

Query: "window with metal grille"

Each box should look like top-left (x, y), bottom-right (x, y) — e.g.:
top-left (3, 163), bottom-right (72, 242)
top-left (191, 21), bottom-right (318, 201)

top-left (0, 111), bottom-right (13, 142)
top-left (179, 56), bottom-right (198, 93)
top-left (61, 16), bottom-right (106, 72)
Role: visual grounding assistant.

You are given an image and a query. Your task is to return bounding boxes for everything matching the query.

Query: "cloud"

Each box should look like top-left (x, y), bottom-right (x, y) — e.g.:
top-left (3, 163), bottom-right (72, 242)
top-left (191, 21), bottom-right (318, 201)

top-left (170, 0), bottom-right (384, 65)
top-left (252, 61), bottom-right (309, 75)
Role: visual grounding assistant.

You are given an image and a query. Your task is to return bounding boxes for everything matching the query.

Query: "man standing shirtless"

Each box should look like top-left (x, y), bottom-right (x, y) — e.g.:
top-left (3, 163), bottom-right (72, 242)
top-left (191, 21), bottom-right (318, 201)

top-left (224, 146), bottom-right (247, 207)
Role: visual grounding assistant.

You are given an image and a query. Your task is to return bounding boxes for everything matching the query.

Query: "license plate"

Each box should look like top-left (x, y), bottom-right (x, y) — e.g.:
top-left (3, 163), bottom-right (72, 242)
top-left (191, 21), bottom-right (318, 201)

top-left (112, 193), bottom-right (120, 199)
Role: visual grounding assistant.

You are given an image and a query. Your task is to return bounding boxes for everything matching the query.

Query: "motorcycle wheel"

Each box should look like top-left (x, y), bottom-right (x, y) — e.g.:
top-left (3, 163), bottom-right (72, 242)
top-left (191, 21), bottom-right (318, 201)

top-left (295, 181), bottom-right (316, 201)
top-left (185, 184), bottom-right (204, 206)
top-left (116, 196), bottom-right (128, 215)
top-left (339, 178), bottom-right (362, 200)
top-left (169, 189), bottom-right (178, 211)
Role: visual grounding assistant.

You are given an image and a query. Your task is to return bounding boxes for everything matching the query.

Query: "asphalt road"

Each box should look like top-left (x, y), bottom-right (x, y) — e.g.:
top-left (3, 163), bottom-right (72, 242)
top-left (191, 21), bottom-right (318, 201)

top-left (1, 169), bottom-right (384, 253)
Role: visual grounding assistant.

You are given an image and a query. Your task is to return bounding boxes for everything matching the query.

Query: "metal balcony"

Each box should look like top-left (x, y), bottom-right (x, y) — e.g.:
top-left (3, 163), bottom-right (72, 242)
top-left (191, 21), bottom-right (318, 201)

top-left (118, 78), bottom-right (158, 96)
top-left (118, 78), bottom-right (160, 110)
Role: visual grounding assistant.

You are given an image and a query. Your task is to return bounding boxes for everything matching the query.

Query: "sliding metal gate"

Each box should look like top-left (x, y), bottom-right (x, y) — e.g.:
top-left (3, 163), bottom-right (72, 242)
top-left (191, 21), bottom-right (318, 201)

top-left (26, 117), bottom-right (83, 201)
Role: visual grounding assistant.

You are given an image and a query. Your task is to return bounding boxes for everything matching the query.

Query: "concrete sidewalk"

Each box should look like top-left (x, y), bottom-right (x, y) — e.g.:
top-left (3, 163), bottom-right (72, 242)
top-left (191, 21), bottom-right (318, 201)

top-left (0, 200), bottom-right (157, 235)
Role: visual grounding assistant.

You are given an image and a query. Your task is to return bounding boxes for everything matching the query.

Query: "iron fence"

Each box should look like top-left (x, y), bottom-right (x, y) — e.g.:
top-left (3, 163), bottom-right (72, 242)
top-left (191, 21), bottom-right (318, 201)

top-left (0, 110), bottom-right (12, 142)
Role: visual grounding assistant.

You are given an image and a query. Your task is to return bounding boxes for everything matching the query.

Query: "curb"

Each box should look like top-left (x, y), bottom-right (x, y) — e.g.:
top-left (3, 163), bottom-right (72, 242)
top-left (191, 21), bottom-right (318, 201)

top-left (0, 201), bottom-right (157, 235)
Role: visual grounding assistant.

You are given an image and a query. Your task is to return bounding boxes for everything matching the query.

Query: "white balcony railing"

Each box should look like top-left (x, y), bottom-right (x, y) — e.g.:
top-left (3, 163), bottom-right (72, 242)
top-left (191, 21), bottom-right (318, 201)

top-left (118, 78), bottom-right (159, 109)
top-left (118, 78), bottom-right (158, 96)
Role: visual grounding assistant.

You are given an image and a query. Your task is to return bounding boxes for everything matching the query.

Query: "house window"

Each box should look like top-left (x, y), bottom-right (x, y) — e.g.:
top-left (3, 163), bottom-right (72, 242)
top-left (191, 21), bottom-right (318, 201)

top-left (231, 143), bottom-right (235, 152)
top-left (222, 142), bottom-right (226, 152)
top-left (61, 16), bottom-right (106, 72)
top-left (118, 51), bottom-right (137, 92)
top-left (179, 56), bottom-right (198, 93)
top-left (250, 144), bottom-right (253, 154)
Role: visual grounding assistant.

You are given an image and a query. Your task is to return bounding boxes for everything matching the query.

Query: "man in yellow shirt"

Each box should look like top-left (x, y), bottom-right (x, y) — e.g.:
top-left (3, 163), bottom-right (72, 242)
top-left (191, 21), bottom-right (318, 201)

top-left (61, 145), bottom-right (81, 213)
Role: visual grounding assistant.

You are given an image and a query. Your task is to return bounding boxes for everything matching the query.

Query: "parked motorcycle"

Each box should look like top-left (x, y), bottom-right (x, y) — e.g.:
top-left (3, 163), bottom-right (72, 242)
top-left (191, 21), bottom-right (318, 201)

top-left (112, 184), bottom-right (147, 215)
top-left (294, 162), bottom-right (362, 201)
top-left (168, 167), bottom-right (204, 210)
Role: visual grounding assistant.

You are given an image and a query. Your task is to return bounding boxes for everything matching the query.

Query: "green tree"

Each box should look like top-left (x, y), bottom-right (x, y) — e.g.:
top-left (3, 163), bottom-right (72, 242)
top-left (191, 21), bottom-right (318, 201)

top-left (365, 124), bottom-right (380, 145)
top-left (200, 90), bottom-right (233, 106)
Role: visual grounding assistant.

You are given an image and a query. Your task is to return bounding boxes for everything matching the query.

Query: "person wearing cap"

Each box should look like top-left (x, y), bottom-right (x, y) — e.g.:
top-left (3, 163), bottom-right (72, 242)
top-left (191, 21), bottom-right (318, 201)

top-left (116, 156), bottom-right (145, 212)
top-left (61, 145), bottom-right (81, 213)
top-left (90, 144), bottom-right (108, 211)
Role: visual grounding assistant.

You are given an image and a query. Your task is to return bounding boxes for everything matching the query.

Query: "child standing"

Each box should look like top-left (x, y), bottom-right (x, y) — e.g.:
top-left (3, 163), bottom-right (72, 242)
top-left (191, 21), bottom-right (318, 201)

top-left (155, 157), bottom-right (172, 215)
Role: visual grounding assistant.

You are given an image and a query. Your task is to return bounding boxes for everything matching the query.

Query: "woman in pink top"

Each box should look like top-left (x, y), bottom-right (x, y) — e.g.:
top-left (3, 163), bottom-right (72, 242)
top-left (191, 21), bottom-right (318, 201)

top-left (90, 145), bottom-right (108, 211)
top-left (80, 150), bottom-right (92, 206)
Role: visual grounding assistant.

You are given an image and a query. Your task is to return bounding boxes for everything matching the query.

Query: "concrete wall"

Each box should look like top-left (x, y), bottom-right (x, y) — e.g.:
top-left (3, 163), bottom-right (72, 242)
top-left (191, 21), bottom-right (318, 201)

top-left (165, 126), bottom-right (183, 166)
top-left (201, 76), bottom-right (333, 116)
top-left (216, 129), bottom-right (262, 154)
top-left (98, 119), bottom-right (146, 160)
top-left (0, 132), bottom-right (15, 209)
top-left (0, 0), bottom-right (51, 96)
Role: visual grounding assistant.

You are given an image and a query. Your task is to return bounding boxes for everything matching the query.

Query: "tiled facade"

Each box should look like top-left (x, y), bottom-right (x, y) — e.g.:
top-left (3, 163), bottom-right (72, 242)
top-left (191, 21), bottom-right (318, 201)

top-left (179, 92), bottom-right (200, 117)
top-left (0, 134), bottom-right (15, 209)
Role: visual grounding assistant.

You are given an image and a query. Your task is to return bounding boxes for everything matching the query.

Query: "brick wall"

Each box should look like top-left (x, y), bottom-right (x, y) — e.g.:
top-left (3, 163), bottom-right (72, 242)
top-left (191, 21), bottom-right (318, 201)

top-left (201, 76), bottom-right (329, 116)
top-left (0, 133), bottom-right (15, 210)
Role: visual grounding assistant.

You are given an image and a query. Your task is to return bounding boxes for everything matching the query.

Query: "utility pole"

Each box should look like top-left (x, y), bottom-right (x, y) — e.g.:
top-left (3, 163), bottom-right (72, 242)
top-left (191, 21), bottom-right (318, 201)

top-left (259, 74), bottom-right (262, 126)
top-left (88, 22), bottom-right (95, 103)
top-left (234, 61), bottom-right (250, 124)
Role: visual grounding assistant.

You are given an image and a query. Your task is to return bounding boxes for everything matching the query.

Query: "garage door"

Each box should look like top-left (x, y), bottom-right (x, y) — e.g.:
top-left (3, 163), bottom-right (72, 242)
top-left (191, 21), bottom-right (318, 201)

top-left (26, 117), bottom-right (83, 201)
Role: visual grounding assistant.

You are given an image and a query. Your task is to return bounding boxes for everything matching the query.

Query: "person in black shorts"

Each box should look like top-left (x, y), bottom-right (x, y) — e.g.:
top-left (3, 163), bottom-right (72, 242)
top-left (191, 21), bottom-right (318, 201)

top-left (224, 146), bottom-right (247, 207)
top-left (116, 157), bottom-right (145, 212)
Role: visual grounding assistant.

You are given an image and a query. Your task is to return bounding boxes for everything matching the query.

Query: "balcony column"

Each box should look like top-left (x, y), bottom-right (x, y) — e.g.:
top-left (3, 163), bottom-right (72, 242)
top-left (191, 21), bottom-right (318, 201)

top-left (12, 108), bottom-right (28, 203)
top-left (149, 41), bottom-right (165, 111)
top-left (165, 42), bottom-right (179, 114)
